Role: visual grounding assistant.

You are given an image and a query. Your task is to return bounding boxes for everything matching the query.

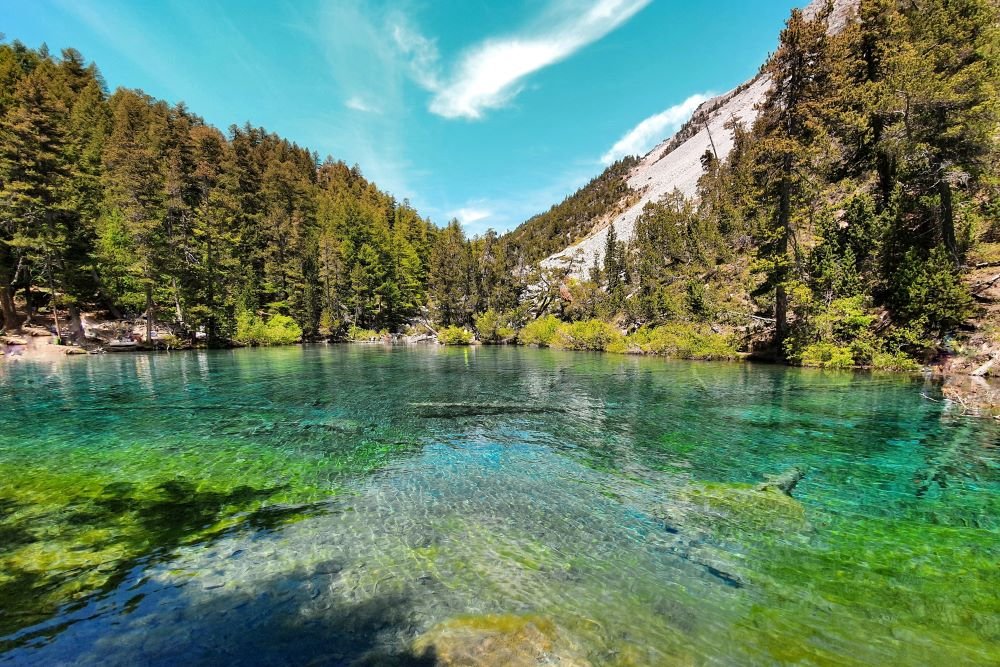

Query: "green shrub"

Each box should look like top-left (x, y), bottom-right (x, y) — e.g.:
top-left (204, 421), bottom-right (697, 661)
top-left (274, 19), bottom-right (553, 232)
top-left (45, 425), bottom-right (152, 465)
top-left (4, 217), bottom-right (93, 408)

top-left (552, 320), bottom-right (623, 351)
top-left (518, 315), bottom-right (561, 347)
top-left (625, 323), bottom-right (738, 360)
top-left (235, 311), bottom-right (302, 346)
top-left (320, 312), bottom-right (346, 338)
top-left (786, 296), bottom-right (879, 365)
top-left (159, 334), bottom-right (183, 349)
top-left (262, 315), bottom-right (303, 345)
top-left (347, 325), bottom-right (382, 341)
top-left (474, 309), bottom-right (517, 344)
top-left (891, 246), bottom-right (974, 337)
top-left (871, 350), bottom-right (921, 372)
top-left (438, 325), bottom-right (473, 345)
top-left (234, 309), bottom-right (265, 345)
top-left (799, 342), bottom-right (855, 368)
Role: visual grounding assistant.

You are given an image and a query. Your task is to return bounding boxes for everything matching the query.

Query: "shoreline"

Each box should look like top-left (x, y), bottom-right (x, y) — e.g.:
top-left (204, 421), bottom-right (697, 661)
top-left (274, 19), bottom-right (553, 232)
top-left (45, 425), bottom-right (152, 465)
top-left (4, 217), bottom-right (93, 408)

top-left (4, 337), bottom-right (997, 417)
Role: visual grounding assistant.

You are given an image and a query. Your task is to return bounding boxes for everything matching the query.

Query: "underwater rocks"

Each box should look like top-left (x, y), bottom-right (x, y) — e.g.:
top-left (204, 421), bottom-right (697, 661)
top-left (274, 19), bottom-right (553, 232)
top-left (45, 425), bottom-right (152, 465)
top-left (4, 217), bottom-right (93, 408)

top-left (678, 482), bottom-right (806, 529)
top-left (653, 475), bottom-right (809, 551)
top-left (757, 466), bottom-right (806, 496)
top-left (412, 614), bottom-right (591, 667)
top-left (940, 374), bottom-right (1000, 417)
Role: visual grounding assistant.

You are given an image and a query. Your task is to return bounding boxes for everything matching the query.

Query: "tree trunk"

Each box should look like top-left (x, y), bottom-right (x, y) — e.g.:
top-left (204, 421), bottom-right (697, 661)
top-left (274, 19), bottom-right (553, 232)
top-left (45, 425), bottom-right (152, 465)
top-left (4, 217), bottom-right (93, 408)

top-left (0, 249), bottom-right (20, 332)
top-left (23, 282), bottom-right (35, 326)
top-left (207, 235), bottom-right (217, 343)
top-left (145, 283), bottom-right (154, 344)
top-left (46, 264), bottom-right (61, 342)
top-left (775, 284), bottom-right (788, 348)
top-left (68, 304), bottom-right (85, 344)
top-left (90, 268), bottom-right (124, 319)
top-left (172, 277), bottom-right (183, 326)
top-left (775, 169), bottom-right (792, 348)
top-left (938, 176), bottom-right (958, 264)
top-left (0, 283), bottom-right (18, 333)
top-left (871, 113), bottom-right (895, 210)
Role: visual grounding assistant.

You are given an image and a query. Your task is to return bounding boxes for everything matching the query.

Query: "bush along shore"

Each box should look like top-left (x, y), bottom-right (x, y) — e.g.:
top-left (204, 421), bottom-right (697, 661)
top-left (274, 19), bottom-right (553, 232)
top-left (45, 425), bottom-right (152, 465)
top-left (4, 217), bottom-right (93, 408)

top-left (2, 0), bottom-right (999, 390)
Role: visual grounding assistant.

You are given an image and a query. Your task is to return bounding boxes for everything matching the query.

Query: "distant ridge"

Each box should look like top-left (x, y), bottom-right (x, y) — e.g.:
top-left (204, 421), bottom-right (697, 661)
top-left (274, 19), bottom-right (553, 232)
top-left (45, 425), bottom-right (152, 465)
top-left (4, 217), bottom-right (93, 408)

top-left (536, 0), bottom-right (859, 276)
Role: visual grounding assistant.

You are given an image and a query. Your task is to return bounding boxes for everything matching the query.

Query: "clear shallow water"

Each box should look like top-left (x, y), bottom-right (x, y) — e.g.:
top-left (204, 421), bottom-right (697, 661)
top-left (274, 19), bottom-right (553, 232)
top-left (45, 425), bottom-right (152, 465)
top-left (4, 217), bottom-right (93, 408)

top-left (0, 345), bottom-right (997, 665)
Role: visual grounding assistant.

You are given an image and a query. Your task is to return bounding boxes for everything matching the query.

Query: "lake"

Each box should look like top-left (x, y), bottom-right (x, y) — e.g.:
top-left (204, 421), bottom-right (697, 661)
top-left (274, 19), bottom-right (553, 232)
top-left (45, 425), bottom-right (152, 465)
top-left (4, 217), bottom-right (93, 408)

top-left (0, 345), bottom-right (997, 665)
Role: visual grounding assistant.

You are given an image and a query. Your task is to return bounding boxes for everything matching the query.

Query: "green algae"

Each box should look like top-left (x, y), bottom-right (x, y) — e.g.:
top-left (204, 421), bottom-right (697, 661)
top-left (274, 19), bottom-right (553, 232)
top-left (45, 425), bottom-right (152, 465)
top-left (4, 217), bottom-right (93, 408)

top-left (0, 377), bottom-right (423, 642)
top-left (0, 467), bottom-right (297, 639)
top-left (1, 346), bottom-right (998, 665)
top-left (736, 516), bottom-right (1000, 665)
top-left (679, 481), bottom-right (807, 528)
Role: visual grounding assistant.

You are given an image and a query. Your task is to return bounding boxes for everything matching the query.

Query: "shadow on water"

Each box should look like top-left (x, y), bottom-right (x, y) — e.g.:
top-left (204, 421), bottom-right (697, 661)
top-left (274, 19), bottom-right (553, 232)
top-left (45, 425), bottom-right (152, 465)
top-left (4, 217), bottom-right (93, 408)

top-left (149, 579), bottom-right (438, 666)
top-left (0, 478), bottom-right (326, 650)
top-left (4, 562), bottom-right (440, 666)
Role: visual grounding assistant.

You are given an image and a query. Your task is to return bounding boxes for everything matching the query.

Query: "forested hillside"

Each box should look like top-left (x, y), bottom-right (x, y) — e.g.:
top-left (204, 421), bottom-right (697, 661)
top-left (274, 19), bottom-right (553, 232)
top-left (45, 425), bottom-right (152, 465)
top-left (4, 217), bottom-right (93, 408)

top-left (504, 155), bottom-right (639, 267)
top-left (2, 0), bottom-right (998, 370)
top-left (0, 41), bottom-right (440, 343)
top-left (491, 0), bottom-right (999, 370)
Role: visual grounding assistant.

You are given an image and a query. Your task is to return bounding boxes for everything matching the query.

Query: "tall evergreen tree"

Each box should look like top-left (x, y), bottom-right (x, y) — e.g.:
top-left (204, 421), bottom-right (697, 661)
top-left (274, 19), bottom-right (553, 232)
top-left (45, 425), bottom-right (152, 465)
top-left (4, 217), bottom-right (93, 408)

top-left (428, 219), bottom-right (475, 326)
top-left (752, 5), bottom-right (834, 347)
top-left (0, 66), bottom-right (71, 333)
top-left (101, 89), bottom-right (169, 342)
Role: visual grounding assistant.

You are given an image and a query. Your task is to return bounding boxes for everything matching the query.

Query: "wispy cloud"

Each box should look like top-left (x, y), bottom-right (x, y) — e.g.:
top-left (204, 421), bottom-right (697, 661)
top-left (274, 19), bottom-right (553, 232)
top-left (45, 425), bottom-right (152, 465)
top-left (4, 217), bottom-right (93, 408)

top-left (394, 0), bottom-right (651, 120)
top-left (450, 206), bottom-right (492, 226)
top-left (392, 21), bottom-right (441, 91)
top-left (296, 2), bottom-right (426, 210)
top-left (345, 95), bottom-right (380, 113)
top-left (600, 93), bottom-right (711, 164)
top-left (428, 159), bottom-right (601, 236)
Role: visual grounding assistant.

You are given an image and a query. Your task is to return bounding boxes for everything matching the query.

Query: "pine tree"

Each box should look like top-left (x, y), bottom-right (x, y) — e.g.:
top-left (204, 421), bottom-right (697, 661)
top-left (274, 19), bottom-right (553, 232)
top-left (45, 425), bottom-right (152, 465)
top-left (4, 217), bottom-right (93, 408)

top-left (0, 66), bottom-right (71, 333)
top-left (753, 5), bottom-right (834, 347)
top-left (603, 223), bottom-right (621, 294)
top-left (101, 89), bottom-right (168, 343)
top-left (188, 124), bottom-right (240, 341)
top-left (896, 0), bottom-right (999, 262)
top-left (429, 219), bottom-right (475, 326)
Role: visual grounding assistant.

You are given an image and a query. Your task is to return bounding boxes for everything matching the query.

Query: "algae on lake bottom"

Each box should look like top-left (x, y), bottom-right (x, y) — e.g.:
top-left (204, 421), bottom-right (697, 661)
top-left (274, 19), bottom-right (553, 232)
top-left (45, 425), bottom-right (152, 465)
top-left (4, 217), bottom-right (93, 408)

top-left (1, 345), bottom-right (997, 665)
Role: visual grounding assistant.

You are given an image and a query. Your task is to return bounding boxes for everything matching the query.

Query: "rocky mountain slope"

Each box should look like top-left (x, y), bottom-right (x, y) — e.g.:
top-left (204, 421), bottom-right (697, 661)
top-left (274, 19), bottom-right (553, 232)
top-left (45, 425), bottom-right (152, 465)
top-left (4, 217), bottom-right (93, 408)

top-left (538, 0), bottom-right (858, 277)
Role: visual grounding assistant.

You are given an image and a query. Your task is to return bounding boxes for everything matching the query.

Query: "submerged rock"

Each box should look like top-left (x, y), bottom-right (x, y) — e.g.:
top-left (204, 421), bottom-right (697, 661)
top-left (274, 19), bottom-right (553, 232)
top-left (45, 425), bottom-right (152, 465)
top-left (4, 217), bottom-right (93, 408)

top-left (756, 466), bottom-right (806, 496)
top-left (677, 481), bottom-right (806, 531)
top-left (412, 614), bottom-right (591, 666)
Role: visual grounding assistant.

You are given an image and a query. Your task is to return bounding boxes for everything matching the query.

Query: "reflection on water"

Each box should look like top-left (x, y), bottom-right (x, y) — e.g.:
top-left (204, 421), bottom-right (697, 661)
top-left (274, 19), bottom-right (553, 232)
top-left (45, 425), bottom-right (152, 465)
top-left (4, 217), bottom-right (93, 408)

top-left (1, 345), bottom-right (997, 665)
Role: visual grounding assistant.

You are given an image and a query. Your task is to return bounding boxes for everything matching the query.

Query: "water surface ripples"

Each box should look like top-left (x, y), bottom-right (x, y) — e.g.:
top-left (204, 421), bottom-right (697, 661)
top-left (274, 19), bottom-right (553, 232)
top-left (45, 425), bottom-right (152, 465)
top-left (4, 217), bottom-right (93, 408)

top-left (0, 345), bottom-right (997, 665)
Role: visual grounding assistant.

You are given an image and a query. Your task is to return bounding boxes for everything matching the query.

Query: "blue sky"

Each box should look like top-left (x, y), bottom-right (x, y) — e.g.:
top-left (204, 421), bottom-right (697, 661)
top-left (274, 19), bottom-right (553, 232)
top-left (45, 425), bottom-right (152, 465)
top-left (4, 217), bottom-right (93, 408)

top-left (4, 0), bottom-right (800, 234)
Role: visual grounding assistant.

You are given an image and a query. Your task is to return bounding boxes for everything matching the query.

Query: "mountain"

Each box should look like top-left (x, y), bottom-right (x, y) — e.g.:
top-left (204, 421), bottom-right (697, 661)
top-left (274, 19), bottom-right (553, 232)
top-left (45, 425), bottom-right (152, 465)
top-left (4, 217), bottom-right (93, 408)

top-left (522, 0), bottom-right (859, 277)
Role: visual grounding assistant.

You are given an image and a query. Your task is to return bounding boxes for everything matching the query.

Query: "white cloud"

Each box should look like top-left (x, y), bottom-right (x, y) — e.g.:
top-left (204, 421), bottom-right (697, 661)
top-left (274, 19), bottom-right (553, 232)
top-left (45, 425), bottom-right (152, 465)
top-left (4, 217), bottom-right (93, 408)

top-left (600, 93), bottom-right (711, 164)
top-left (451, 206), bottom-right (492, 225)
top-left (345, 96), bottom-right (380, 113)
top-left (392, 22), bottom-right (441, 91)
top-left (395, 0), bottom-right (651, 120)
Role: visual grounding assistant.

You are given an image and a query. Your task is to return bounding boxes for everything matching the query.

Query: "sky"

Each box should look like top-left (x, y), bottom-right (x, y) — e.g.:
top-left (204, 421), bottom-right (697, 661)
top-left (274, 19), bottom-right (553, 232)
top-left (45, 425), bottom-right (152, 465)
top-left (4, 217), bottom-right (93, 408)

top-left (3, 0), bottom-right (801, 234)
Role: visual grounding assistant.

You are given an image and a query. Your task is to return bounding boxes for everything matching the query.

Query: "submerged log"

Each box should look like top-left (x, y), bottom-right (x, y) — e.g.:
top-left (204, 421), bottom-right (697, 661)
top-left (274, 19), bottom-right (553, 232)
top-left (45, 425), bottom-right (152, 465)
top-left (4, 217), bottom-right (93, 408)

top-left (971, 353), bottom-right (999, 378)
top-left (757, 466), bottom-right (805, 496)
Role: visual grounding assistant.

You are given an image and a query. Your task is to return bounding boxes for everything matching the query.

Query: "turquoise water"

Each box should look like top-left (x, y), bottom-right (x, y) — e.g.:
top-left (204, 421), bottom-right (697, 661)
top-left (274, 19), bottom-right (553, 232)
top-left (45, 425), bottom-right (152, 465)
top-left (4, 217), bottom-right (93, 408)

top-left (0, 345), bottom-right (997, 665)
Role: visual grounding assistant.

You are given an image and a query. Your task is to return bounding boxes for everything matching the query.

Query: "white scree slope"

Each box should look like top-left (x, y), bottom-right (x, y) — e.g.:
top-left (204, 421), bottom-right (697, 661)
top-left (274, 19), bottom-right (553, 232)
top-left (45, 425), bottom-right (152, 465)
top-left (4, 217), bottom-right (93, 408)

top-left (539, 0), bottom-right (857, 278)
